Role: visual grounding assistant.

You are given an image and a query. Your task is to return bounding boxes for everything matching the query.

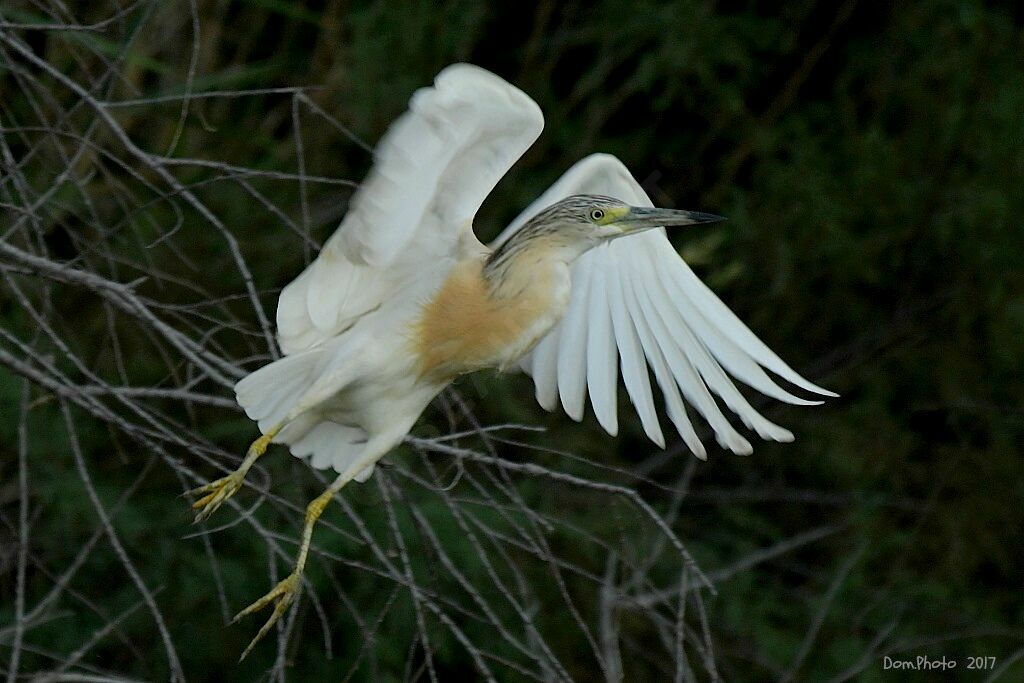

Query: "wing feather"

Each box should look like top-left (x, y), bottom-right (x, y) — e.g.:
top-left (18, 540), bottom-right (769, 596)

top-left (530, 330), bottom-right (561, 412)
top-left (556, 254), bottom-right (592, 421)
top-left (499, 153), bottom-right (833, 456)
top-left (630, 244), bottom-right (752, 454)
top-left (607, 260), bottom-right (665, 448)
top-left (619, 258), bottom-right (704, 457)
top-left (277, 64), bottom-right (543, 354)
top-left (667, 253), bottom-right (837, 398)
top-left (645, 244), bottom-right (795, 442)
top-left (584, 246), bottom-right (619, 435)
top-left (655, 248), bottom-right (823, 406)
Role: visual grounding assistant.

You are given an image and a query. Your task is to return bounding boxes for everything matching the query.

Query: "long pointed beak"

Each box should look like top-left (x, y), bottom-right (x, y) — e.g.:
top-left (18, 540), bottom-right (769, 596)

top-left (620, 206), bottom-right (726, 232)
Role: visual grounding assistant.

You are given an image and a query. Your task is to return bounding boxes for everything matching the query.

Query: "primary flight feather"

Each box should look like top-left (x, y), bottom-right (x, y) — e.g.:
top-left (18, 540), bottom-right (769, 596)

top-left (188, 63), bottom-right (835, 659)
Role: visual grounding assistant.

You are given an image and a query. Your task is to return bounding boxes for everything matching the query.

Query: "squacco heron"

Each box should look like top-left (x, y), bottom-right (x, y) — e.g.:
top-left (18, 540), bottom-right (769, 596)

top-left (187, 64), bottom-right (835, 659)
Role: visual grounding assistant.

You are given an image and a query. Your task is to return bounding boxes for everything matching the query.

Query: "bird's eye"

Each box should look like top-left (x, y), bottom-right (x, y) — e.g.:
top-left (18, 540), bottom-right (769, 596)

top-left (589, 208), bottom-right (605, 222)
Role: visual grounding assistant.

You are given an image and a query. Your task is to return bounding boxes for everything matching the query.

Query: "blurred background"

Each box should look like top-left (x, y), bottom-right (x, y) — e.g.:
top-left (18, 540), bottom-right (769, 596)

top-left (1, 0), bottom-right (1022, 680)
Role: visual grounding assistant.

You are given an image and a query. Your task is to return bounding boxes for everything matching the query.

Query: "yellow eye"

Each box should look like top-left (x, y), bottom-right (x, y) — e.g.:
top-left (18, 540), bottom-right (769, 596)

top-left (589, 208), bottom-right (605, 222)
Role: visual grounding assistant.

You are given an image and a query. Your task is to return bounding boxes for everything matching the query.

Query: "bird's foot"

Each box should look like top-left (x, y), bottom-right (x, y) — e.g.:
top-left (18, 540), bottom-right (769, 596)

top-left (185, 470), bottom-right (246, 523)
top-left (233, 571), bottom-right (301, 661)
top-left (185, 430), bottom-right (278, 523)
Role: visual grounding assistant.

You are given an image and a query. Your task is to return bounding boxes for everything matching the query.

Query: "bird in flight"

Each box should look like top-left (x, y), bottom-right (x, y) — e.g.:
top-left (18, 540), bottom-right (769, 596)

top-left (187, 63), bottom-right (835, 659)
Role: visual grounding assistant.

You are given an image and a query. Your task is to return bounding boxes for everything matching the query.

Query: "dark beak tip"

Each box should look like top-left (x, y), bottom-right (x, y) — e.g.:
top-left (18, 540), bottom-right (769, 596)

top-left (695, 211), bottom-right (727, 224)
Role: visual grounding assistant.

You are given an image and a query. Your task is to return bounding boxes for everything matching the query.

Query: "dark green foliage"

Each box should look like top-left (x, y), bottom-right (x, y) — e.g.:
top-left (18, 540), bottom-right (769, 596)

top-left (1, 0), bottom-right (1022, 680)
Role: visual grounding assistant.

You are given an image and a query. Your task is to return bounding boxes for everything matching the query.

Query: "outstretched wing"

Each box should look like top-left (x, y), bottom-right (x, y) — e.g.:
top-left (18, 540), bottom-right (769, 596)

top-left (277, 64), bottom-right (544, 354)
top-left (494, 154), bottom-right (836, 458)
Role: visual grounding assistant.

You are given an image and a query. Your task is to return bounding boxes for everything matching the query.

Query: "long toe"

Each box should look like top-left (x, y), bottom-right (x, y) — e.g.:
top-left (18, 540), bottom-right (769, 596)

top-left (188, 473), bottom-right (243, 523)
top-left (182, 477), bottom-right (223, 498)
top-left (235, 573), bottom-right (300, 661)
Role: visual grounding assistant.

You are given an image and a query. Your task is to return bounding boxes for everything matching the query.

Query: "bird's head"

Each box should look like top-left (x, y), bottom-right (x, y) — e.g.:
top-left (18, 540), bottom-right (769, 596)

top-left (534, 194), bottom-right (726, 247)
top-left (488, 195), bottom-right (726, 276)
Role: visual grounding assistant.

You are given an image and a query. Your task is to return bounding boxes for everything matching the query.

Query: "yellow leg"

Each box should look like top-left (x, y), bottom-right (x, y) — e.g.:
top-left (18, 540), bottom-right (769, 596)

top-left (234, 470), bottom-right (349, 661)
top-left (186, 426), bottom-right (280, 523)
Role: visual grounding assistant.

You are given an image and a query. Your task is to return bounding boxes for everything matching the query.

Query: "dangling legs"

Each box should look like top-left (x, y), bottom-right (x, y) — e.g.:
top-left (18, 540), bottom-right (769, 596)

top-left (231, 425), bottom-right (407, 660)
top-left (187, 425), bottom-right (281, 522)
top-left (233, 467), bottom-right (355, 661)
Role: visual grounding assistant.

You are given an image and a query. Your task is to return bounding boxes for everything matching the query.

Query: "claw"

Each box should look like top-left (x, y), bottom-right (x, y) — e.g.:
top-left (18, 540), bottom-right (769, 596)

top-left (186, 471), bottom-right (244, 523)
top-left (185, 428), bottom-right (279, 523)
top-left (234, 572), bottom-right (301, 661)
top-left (222, 444), bottom-right (342, 661)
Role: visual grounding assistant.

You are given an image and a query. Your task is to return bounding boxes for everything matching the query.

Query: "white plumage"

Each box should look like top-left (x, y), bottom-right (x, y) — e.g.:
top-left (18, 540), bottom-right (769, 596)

top-left (496, 153), bottom-right (834, 458)
top-left (235, 63), bottom-right (834, 483)
top-left (210, 63), bottom-right (836, 659)
top-left (274, 64), bottom-right (543, 355)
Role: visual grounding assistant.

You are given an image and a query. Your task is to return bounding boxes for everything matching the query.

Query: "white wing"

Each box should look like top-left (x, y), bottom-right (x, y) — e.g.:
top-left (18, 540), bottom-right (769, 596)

top-left (494, 154), bottom-right (836, 458)
top-left (277, 64), bottom-right (543, 354)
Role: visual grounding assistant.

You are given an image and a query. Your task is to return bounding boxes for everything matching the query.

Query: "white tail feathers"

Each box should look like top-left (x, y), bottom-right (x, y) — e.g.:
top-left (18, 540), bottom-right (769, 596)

top-left (285, 420), bottom-right (374, 479)
top-left (235, 351), bottom-right (378, 481)
top-left (235, 350), bottom-right (321, 434)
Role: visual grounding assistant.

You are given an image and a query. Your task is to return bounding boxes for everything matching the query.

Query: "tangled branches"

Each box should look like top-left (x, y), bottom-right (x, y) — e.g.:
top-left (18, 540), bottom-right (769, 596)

top-left (0, 2), bottom-right (856, 680)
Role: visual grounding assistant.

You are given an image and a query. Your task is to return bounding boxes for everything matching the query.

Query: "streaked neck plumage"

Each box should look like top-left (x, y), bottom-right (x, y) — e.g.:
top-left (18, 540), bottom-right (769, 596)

top-left (413, 230), bottom-right (575, 380)
top-left (483, 214), bottom-right (596, 298)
